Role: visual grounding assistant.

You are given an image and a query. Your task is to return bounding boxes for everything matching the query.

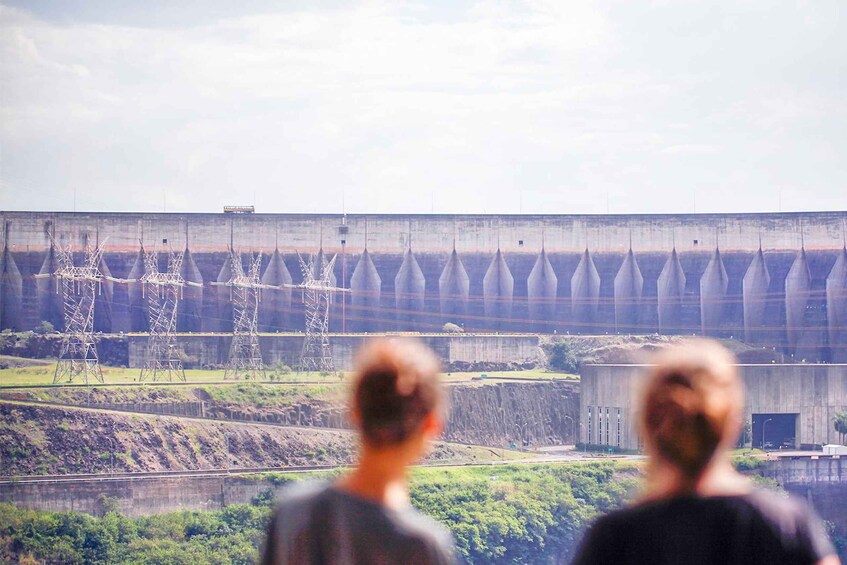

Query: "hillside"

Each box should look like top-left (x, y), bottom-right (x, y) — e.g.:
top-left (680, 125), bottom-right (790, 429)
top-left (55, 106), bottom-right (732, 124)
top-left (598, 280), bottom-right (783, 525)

top-left (0, 402), bottom-right (492, 476)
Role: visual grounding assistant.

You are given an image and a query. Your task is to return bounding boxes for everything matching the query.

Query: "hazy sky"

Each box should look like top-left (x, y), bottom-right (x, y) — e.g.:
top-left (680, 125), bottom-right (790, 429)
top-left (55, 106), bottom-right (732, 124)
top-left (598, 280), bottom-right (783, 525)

top-left (1, 1), bottom-right (845, 214)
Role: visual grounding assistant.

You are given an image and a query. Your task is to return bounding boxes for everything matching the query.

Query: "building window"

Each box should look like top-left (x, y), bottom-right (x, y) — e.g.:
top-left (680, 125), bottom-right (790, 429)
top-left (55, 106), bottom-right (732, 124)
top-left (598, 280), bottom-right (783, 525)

top-left (587, 407), bottom-right (592, 445)
top-left (598, 406), bottom-right (603, 447)
top-left (616, 408), bottom-right (622, 447)
top-left (605, 407), bottom-right (610, 446)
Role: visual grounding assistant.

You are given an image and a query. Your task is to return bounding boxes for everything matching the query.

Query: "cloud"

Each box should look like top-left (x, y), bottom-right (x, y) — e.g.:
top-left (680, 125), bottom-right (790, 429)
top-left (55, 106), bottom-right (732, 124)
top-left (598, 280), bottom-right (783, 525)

top-left (659, 144), bottom-right (718, 155)
top-left (0, 1), bottom-right (845, 214)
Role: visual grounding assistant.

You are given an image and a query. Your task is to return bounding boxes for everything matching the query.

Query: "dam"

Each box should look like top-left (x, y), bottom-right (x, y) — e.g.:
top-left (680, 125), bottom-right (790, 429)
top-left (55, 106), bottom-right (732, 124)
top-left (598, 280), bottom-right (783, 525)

top-left (1, 210), bottom-right (846, 361)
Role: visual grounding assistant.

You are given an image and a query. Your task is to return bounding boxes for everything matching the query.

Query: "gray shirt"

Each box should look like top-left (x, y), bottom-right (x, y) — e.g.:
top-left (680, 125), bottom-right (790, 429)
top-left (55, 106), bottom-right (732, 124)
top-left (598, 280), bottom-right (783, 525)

top-left (261, 482), bottom-right (458, 565)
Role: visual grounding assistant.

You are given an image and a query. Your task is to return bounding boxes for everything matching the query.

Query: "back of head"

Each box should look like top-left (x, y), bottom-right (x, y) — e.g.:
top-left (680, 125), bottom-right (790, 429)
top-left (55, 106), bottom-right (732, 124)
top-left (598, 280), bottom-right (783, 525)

top-left (352, 338), bottom-right (445, 448)
top-left (640, 340), bottom-right (743, 488)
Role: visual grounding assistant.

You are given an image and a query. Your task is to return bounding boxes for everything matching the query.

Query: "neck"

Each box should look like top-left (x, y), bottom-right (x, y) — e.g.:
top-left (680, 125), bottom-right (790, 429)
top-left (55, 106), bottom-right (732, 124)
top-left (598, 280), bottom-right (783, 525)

top-left (643, 453), bottom-right (751, 501)
top-left (336, 443), bottom-right (415, 510)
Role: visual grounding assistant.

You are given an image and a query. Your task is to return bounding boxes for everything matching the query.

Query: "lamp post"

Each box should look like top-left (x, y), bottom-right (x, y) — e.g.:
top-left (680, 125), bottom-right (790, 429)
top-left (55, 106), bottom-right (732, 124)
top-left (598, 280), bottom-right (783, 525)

top-left (762, 418), bottom-right (773, 451)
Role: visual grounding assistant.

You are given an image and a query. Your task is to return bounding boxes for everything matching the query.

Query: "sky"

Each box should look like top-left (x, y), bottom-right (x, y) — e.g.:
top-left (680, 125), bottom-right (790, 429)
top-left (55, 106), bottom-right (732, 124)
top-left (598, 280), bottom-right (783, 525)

top-left (0, 0), bottom-right (845, 215)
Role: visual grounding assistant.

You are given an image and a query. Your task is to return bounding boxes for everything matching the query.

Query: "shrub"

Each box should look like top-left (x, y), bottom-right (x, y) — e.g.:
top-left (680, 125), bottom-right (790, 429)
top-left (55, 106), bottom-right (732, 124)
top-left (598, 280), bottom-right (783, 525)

top-left (33, 321), bottom-right (55, 335)
top-left (543, 341), bottom-right (579, 373)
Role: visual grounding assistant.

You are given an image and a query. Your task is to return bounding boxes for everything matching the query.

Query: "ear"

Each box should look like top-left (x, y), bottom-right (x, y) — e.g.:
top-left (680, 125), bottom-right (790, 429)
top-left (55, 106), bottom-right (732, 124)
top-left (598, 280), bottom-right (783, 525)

top-left (421, 412), bottom-right (443, 439)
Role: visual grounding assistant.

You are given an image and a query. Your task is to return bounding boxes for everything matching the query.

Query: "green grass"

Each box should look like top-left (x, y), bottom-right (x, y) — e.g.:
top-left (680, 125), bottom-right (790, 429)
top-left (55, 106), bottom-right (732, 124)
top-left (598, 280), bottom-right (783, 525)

top-left (203, 382), bottom-right (340, 406)
top-left (0, 362), bottom-right (352, 387)
top-left (0, 362), bottom-right (576, 388)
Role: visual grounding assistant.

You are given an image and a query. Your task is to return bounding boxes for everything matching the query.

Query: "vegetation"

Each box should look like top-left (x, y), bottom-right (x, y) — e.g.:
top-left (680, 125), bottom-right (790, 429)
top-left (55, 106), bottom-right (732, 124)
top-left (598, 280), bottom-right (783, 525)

top-left (33, 321), bottom-right (56, 335)
top-left (203, 383), bottom-right (337, 407)
top-left (0, 363), bottom-right (352, 387)
top-left (542, 341), bottom-right (580, 373)
top-left (1, 460), bottom-right (840, 564)
top-left (411, 462), bottom-right (637, 563)
top-left (0, 462), bottom-right (638, 564)
top-left (833, 412), bottom-right (847, 445)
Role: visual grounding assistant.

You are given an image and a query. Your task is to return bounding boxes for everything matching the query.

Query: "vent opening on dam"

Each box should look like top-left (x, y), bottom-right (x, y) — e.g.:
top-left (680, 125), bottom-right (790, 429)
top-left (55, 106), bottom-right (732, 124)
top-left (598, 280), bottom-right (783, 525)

top-left (1, 210), bottom-right (846, 362)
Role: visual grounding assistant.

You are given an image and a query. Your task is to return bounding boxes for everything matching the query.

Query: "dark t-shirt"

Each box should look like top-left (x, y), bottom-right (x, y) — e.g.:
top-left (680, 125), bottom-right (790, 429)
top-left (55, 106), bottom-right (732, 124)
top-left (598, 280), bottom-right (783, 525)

top-left (572, 490), bottom-right (835, 565)
top-left (261, 482), bottom-right (457, 565)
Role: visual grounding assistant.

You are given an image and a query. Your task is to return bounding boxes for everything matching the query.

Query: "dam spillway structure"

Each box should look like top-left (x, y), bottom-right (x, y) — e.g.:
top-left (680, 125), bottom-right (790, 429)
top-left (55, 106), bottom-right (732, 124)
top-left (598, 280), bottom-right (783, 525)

top-left (2, 210), bottom-right (847, 361)
top-left (700, 245), bottom-right (728, 336)
top-left (527, 245), bottom-right (557, 328)
top-left (439, 245), bottom-right (470, 326)
top-left (258, 246), bottom-right (292, 332)
top-left (784, 245), bottom-right (812, 355)
top-left (570, 248), bottom-right (601, 332)
top-left (483, 248), bottom-right (514, 330)
top-left (395, 244), bottom-right (426, 331)
top-left (827, 245), bottom-right (847, 363)
top-left (657, 247), bottom-right (686, 334)
top-left (0, 232), bottom-right (23, 331)
top-left (614, 246), bottom-right (643, 333)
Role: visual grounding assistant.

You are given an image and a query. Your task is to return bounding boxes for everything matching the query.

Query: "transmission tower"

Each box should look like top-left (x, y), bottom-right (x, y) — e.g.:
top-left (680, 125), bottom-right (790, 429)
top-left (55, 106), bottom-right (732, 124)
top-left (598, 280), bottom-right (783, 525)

top-left (296, 252), bottom-right (348, 373)
top-left (48, 237), bottom-right (107, 384)
top-left (139, 248), bottom-right (199, 382)
top-left (217, 251), bottom-right (266, 380)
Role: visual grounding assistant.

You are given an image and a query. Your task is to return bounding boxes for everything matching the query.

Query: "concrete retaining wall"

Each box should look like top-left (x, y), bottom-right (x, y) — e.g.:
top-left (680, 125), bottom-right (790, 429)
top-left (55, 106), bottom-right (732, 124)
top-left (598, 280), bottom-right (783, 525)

top-left (0, 474), bottom-right (277, 517)
top-left (3, 456), bottom-right (844, 519)
top-left (128, 333), bottom-right (543, 371)
top-left (762, 456), bottom-right (847, 528)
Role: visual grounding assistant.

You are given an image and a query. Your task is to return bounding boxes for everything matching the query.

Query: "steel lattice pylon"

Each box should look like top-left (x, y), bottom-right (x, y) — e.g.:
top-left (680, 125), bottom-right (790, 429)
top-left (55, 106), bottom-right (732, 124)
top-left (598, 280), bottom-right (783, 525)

top-left (51, 238), bottom-right (106, 384)
top-left (139, 248), bottom-right (194, 382)
top-left (297, 252), bottom-right (346, 373)
top-left (221, 251), bottom-right (266, 380)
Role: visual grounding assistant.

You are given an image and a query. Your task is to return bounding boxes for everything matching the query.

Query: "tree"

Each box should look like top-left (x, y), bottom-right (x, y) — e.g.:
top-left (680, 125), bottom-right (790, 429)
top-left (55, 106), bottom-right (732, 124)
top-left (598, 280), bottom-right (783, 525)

top-left (833, 412), bottom-right (847, 445)
top-left (543, 342), bottom-right (579, 373)
top-left (33, 321), bottom-right (55, 335)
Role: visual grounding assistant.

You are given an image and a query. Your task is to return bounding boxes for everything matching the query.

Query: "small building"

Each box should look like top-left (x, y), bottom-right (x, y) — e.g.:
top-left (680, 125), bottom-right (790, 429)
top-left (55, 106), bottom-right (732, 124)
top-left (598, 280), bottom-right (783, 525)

top-left (223, 206), bottom-right (255, 214)
top-left (823, 444), bottom-right (847, 455)
top-left (580, 364), bottom-right (847, 451)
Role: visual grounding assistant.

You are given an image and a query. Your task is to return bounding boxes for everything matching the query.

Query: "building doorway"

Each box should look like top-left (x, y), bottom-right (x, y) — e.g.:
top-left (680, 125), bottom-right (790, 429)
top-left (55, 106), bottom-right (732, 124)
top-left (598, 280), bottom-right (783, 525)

top-left (752, 413), bottom-right (797, 450)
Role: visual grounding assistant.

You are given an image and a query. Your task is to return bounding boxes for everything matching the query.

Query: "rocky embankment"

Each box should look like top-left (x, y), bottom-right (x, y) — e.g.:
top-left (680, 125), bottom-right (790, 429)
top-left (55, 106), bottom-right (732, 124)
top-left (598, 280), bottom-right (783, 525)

top-left (0, 402), bottom-right (473, 476)
top-left (445, 380), bottom-right (578, 446)
top-left (7, 379), bottom-right (581, 448)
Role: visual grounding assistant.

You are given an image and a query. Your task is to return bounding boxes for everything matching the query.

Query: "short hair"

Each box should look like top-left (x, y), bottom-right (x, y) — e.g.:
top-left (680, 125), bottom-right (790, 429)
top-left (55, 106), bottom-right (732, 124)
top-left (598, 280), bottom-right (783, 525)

top-left (352, 339), bottom-right (445, 447)
top-left (640, 340), bottom-right (743, 484)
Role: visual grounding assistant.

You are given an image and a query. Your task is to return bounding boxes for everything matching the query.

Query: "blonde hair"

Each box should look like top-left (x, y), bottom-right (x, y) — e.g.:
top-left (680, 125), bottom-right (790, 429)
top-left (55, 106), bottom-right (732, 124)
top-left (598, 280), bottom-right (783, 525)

top-left (640, 340), bottom-right (743, 490)
top-left (352, 339), bottom-right (445, 447)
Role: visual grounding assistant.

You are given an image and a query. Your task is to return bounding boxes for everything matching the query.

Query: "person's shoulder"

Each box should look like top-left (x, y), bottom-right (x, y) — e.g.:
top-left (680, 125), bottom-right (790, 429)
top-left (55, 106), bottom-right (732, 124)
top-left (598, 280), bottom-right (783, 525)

top-left (393, 507), bottom-right (456, 560)
top-left (273, 481), bottom-right (331, 513)
top-left (740, 488), bottom-right (820, 530)
top-left (395, 507), bottom-right (454, 542)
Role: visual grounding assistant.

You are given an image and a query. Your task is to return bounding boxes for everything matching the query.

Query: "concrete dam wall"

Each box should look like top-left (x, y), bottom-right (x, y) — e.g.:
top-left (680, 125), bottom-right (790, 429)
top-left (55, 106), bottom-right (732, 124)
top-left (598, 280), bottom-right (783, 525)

top-left (2, 211), bottom-right (847, 360)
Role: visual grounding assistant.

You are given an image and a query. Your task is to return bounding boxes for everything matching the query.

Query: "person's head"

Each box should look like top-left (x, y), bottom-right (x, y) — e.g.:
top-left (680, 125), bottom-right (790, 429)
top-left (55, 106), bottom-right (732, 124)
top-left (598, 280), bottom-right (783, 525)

top-left (640, 339), bottom-right (744, 490)
top-left (350, 338), bottom-right (446, 455)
